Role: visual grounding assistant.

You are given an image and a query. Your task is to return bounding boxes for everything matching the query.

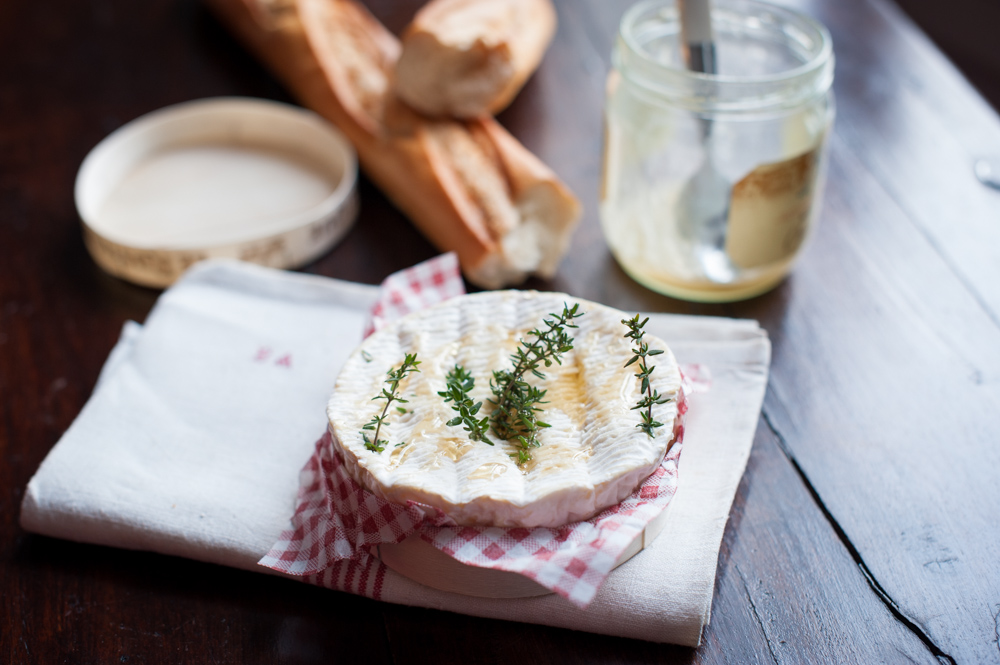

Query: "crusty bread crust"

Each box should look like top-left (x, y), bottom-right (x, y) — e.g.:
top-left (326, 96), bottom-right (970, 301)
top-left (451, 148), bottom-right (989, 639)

top-left (394, 0), bottom-right (558, 118)
top-left (204, 0), bottom-right (580, 288)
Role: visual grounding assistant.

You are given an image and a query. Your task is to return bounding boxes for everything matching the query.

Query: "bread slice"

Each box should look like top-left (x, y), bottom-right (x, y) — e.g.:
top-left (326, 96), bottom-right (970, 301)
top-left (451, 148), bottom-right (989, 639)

top-left (204, 0), bottom-right (580, 288)
top-left (394, 0), bottom-right (558, 118)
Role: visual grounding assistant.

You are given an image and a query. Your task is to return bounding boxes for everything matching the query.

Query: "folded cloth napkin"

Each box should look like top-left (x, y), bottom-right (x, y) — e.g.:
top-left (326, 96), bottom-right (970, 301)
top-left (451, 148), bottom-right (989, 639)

top-left (20, 259), bottom-right (769, 647)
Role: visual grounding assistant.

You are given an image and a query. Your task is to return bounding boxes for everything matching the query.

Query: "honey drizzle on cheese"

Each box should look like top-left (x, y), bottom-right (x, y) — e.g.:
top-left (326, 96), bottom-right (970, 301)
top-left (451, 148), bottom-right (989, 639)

top-left (521, 441), bottom-right (591, 477)
top-left (434, 437), bottom-right (475, 463)
top-left (468, 462), bottom-right (509, 481)
top-left (389, 442), bottom-right (416, 467)
top-left (403, 412), bottom-right (472, 470)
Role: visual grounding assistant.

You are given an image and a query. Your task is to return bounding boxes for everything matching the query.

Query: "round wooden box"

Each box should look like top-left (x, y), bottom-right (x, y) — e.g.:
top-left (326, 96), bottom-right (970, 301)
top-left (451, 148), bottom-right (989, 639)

top-left (75, 97), bottom-right (358, 288)
top-left (376, 504), bottom-right (672, 598)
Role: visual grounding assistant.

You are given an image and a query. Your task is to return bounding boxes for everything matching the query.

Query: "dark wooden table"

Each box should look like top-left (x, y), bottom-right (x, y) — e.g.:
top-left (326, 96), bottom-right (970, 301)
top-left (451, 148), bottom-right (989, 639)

top-left (4, 0), bottom-right (1000, 662)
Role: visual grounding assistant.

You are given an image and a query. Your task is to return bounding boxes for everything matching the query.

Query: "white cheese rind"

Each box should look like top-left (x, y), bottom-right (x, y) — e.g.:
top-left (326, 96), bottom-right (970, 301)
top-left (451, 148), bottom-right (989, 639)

top-left (327, 290), bottom-right (681, 527)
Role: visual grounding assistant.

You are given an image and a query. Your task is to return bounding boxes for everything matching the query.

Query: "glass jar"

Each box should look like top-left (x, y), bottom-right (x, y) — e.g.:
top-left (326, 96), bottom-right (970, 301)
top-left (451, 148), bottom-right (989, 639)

top-left (600, 0), bottom-right (834, 302)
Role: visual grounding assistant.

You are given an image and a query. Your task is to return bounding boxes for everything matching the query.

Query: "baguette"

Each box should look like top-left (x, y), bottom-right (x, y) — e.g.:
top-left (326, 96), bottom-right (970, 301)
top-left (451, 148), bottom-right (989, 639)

top-left (204, 0), bottom-right (580, 288)
top-left (393, 0), bottom-right (557, 118)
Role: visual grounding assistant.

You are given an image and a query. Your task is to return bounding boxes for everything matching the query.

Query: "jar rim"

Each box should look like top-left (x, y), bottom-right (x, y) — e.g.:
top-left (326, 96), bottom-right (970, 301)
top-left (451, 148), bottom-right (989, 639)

top-left (616, 0), bottom-right (834, 112)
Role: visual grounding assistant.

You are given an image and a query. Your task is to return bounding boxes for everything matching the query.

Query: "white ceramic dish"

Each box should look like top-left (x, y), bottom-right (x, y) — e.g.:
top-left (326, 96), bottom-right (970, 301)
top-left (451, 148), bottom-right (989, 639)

top-left (75, 97), bottom-right (358, 287)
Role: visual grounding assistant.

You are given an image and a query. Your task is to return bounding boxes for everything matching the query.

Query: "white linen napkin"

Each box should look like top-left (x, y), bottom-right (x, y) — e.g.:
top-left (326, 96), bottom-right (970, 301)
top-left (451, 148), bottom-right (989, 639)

top-left (20, 259), bottom-right (769, 647)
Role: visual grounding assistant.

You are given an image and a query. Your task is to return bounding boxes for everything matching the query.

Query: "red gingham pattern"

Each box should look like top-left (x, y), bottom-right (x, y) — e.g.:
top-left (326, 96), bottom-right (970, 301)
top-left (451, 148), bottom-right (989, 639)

top-left (303, 550), bottom-right (386, 600)
top-left (258, 433), bottom-right (440, 577)
top-left (261, 418), bottom-right (684, 607)
top-left (260, 254), bottom-right (693, 607)
top-left (363, 252), bottom-right (464, 338)
top-left (416, 423), bottom-right (684, 607)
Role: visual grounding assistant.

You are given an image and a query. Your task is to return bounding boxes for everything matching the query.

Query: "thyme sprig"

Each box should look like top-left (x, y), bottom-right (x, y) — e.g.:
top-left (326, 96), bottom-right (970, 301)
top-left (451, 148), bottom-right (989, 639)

top-left (489, 303), bottom-right (584, 464)
top-left (361, 353), bottom-right (420, 453)
top-left (622, 314), bottom-right (672, 437)
top-left (438, 365), bottom-right (493, 444)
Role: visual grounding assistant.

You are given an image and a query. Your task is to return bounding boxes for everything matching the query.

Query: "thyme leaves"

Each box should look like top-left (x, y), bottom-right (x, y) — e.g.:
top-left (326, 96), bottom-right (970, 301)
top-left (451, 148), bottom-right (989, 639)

top-left (438, 365), bottom-right (493, 444)
top-left (361, 352), bottom-right (420, 453)
top-left (622, 314), bottom-right (672, 437)
top-left (489, 304), bottom-right (584, 464)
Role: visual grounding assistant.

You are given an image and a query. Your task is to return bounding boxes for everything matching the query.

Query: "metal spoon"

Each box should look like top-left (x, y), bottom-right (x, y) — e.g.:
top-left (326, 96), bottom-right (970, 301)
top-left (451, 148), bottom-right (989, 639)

top-left (676, 0), bottom-right (737, 282)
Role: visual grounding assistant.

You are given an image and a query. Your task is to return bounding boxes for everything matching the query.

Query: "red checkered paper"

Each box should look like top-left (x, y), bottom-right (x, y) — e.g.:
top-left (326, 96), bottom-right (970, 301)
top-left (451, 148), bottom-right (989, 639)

top-left (362, 252), bottom-right (464, 337)
top-left (259, 253), bottom-right (690, 608)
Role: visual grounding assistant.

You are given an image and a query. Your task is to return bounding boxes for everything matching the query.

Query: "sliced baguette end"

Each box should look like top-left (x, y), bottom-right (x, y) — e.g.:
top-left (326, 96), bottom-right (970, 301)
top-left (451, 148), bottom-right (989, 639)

top-left (465, 179), bottom-right (582, 289)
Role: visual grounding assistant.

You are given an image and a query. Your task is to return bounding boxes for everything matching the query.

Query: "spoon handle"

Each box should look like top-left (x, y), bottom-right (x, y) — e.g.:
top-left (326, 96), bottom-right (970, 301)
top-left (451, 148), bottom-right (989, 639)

top-left (679, 0), bottom-right (717, 74)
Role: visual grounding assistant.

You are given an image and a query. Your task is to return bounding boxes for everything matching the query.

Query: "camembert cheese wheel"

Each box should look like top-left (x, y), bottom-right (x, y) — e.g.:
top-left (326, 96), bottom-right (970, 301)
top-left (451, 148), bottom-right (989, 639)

top-left (327, 291), bottom-right (681, 527)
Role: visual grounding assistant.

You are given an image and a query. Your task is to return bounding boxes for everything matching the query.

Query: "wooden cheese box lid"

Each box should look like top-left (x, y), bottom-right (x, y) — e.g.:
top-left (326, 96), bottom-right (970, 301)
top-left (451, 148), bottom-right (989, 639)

top-left (75, 98), bottom-right (358, 288)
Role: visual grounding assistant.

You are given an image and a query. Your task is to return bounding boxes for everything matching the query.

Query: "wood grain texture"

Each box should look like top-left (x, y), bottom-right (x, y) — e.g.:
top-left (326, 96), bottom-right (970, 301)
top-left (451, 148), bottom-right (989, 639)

top-left (2, 0), bottom-right (999, 661)
top-left (747, 2), bottom-right (1000, 661)
top-left (523, 1), bottom-right (1000, 659)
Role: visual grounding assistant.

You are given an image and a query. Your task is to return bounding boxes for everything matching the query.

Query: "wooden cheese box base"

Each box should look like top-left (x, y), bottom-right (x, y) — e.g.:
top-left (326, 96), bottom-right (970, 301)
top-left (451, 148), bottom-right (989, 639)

top-left (376, 503), bottom-right (672, 598)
